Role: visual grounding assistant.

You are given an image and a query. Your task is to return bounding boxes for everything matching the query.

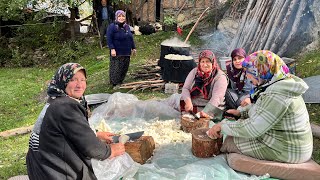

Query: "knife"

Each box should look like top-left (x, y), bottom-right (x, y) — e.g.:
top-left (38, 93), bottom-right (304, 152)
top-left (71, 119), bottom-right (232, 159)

top-left (112, 131), bottom-right (144, 143)
top-left (189, 111), bottom-right (200, 120)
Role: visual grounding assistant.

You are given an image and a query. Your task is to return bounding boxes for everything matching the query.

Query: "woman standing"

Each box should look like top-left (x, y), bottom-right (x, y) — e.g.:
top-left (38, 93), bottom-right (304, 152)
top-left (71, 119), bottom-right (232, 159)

top-left (26, 63), bottom-right (125, 180)
top-left (208, 50), bottom-right (313, 163)
top-left (181, 50), bottom-right (228, 119)
top-left (107, 10), bottom-right (136, 87)
top-left (225, 48), bottom-right (251, 109)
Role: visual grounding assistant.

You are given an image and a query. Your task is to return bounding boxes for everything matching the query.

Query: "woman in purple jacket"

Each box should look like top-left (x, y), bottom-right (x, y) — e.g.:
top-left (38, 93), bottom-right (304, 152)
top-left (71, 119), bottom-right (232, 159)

top-left (107, 10), bottom-right (136, 87)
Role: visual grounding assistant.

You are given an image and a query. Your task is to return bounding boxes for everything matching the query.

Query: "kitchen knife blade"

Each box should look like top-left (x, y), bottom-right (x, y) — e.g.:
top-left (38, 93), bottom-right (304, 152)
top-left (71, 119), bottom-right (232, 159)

top-left (112, 131), bottom-right (144, 143)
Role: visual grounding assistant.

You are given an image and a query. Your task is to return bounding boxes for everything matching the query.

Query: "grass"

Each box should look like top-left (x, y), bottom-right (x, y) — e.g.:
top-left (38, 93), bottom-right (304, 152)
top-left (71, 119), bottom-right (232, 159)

top-left (0, 29), bottom-right (319, 179)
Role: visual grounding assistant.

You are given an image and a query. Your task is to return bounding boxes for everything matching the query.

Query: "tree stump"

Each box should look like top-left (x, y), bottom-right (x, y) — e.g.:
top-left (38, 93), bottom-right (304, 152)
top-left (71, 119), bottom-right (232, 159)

top-left (124, 136), bottom-right (155, 164)
top-left (191, 128), bottom-right (223, 158)
top-left (180, 115), bottom-right (209, 133)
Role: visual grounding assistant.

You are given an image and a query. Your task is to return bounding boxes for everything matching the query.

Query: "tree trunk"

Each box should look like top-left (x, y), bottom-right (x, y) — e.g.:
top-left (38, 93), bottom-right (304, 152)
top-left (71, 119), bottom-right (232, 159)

top-left (70, 8), bottom-right (76, 40)
top-left (230, 0), bottom-right (318, 57)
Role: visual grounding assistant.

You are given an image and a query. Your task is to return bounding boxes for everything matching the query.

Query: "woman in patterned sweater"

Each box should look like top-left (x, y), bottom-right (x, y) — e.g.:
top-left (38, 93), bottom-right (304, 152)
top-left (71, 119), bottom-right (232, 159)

top-left (208, 50), bottom-right (313, 163)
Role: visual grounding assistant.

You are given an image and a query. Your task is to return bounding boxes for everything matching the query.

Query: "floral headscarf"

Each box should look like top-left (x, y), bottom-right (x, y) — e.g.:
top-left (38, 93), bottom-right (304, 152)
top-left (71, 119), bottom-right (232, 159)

top-left (242, 50), bottom-right (290, 102)
top-left (227, 48), bottom-right (247, 91)
top-left (242, 50), bottom-right (289, 83)
top-left (47, 63), bottom-right (86, 98)
top-left (190, 50), bottom-right (219, 99)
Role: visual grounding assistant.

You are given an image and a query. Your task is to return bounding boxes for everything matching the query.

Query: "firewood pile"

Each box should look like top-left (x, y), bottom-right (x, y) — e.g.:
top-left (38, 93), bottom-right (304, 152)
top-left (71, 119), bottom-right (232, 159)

top-left (119, 59), bottom-right (165, 93)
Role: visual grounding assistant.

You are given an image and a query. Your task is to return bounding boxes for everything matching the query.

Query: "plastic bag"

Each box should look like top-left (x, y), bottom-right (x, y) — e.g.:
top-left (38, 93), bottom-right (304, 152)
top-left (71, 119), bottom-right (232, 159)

top-left (92, 153), bottom-right (140, 180)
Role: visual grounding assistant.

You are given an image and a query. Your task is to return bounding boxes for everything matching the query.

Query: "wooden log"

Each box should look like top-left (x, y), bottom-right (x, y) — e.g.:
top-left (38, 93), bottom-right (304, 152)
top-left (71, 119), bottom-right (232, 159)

top-left (191, 128), bottom-right (223, 158)
top-left (0, 125), bottom-right (34, 138)
top-left (180, 116), bottom-right (210, 133)
top-left (124, 136), bottom-right (155, 164)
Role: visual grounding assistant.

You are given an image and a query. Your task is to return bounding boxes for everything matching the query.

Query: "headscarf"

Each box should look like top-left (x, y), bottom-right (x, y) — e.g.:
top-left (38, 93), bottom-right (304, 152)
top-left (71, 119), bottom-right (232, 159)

top-left (190, 50), bottom-right (219, 99)
top-left (114, 10), bottom-right (128, 29)
top-left (242, 50), bottom-right (290, 102)
top-left (47, 63), bottom-right (88, 108)
top-left (227, 48), bottom-right (247, 91)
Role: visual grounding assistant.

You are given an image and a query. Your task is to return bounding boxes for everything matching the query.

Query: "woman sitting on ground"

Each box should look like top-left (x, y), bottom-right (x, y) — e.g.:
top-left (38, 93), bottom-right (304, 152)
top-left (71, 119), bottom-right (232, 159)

top-left (180, 50), bottom-right (228, 119)
top-left (208, 50), bottom-right (313, 163)
top-left (225, 48), bottom-right (252, 109)
top-left (26, 63), bottom-right (125, 179)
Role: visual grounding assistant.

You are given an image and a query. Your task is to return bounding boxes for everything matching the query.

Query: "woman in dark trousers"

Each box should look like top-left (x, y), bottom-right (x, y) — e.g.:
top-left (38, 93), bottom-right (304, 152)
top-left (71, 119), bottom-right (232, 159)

top-left (107, 10), bottom-right (136, 87)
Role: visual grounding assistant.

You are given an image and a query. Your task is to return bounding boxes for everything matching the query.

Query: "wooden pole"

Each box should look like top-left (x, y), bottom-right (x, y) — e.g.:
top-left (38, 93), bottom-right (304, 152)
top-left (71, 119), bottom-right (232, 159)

top-left (93, 11), bottom-right (103, 49)
top-left (184, 7), bottom-right (210, 43)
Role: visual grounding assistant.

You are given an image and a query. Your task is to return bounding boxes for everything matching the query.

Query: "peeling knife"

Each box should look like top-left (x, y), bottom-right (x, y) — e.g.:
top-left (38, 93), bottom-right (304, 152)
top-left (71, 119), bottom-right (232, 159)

top-left (189, 111), bottom-right (200, 120)
top-left (112, 131), bottom-right (144, 143)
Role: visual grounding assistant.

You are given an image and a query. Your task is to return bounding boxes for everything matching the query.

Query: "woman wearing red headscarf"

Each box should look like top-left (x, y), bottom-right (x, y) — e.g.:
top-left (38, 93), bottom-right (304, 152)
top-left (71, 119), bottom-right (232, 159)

top-left (181, 50), bottom-right (228, 119)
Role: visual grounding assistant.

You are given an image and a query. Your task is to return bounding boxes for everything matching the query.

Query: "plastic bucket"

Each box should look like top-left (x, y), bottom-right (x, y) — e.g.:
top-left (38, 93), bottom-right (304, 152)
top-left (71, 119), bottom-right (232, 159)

top-left (219, 57), bottom-right (231, 71)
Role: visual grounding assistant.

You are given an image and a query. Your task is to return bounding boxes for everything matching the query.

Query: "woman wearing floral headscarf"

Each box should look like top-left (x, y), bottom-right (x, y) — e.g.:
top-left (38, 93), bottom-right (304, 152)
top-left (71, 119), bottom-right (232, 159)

top-left (208, 50), bottom-right (313, 163)
top-left (181, 50), bottom-right (228, 119)
top-left (26, 63), bottom-right (125, 180)
top-left (107, 10), bottom-right (136, 88)
top-left (225, 48), bottom-right (252, 109)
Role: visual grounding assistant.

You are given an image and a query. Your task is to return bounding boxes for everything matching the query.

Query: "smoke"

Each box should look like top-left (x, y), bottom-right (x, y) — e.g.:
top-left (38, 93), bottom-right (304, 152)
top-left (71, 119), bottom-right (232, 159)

top-left (161, 37), bottom-right (190, 47)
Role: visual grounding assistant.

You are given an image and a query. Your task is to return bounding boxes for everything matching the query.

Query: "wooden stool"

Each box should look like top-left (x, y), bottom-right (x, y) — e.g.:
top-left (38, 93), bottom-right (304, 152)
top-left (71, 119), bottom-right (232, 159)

top-left (124, 136), bottom-right (155, 164)
top-left (180, 115), bottom-right (209, 133)
top-left (191, 128), bottom-right (223, 158)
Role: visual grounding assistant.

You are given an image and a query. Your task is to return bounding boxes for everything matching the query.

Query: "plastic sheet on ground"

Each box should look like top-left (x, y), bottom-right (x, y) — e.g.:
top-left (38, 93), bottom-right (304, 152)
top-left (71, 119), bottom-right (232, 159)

top-left (89, 92), bottom-right (270, 180)
top-left (302, 75), bottom-right (320, 103)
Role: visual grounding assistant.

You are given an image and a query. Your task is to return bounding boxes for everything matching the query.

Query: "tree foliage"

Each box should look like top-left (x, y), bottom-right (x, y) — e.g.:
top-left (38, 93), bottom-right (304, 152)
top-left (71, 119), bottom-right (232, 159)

top-left (0, 0), bottom-right (30, 21)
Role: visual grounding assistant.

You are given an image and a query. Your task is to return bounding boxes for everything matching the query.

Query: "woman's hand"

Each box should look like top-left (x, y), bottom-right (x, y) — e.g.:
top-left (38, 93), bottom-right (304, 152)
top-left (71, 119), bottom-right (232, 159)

top-left (109, 143), bottom-right (125, 158)
top-left (131, 49), bottom-right (136, 56)
top-left (184, 98), bottom-right (193, 112)
top-left (226, 109), bottom-right (240, 117)
top-left (200, 111), bottom-right (210, 118)
top-left (96, 132), bottom-right (115, 144)
top-left (207, 122), bottom-right (222, 139)
top-left (111, 49), bottom-right (116, 57)
top-left (240, 97), bottom-right (251, 107)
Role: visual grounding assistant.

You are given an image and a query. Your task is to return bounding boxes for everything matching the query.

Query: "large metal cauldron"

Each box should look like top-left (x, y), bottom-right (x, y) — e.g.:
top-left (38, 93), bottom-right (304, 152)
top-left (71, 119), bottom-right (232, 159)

top-left (161, 54), bottom-right (196, 83)
top-left (159, 42), bottom-right (191, 81)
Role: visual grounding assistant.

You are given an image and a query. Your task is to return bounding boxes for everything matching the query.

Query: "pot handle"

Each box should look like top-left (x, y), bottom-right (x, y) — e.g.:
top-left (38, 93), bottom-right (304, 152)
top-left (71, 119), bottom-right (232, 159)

top-left (171, 60), bottom-right (181, 69)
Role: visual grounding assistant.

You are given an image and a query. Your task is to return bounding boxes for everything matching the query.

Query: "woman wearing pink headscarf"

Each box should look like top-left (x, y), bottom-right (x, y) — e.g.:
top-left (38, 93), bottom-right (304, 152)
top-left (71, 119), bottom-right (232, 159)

top-left (181, 50), bottom-right (228, 119)
top-left (208, 50), bottom-right (313, 163)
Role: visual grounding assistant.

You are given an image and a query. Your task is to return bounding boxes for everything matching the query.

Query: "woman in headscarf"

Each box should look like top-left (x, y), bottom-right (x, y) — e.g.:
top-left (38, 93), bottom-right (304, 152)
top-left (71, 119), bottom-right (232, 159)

top-left (26, 63), bottom-right (125, 180)
top-left (225, 48), bottom-right (252, 109)
top-left (107, 10), bottom-right (136, 88)
top-left (208, 50), bottom-right (313, 163)
top-left (181, 50), bottom-right (228, 119)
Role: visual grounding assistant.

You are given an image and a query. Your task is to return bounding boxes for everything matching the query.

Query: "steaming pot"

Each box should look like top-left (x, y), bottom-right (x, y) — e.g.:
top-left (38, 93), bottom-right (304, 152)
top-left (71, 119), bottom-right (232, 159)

top-left (159, 42), bottom-right (191, 80)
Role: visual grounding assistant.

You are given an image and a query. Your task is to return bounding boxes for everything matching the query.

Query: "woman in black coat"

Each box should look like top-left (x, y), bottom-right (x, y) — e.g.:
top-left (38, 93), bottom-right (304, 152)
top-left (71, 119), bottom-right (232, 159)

top-left (26, 63), bottom-right (125, 180)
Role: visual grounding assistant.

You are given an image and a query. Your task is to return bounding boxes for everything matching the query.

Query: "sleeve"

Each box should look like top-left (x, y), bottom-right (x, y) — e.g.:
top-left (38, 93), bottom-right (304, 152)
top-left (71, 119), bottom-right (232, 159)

top-left (221, 93), bottom-right (290, 138)
top-left (130, 32), bottom-right (136, 49)
top-left (181, 68), bottom-right (197, 102)
top-left (207, 73), bottom-right (228, 108)
top-left (107, 24), bottom-right (115, 49)
top-left (202, 73), bottom-right (228, 117)
top-left (58, 103), bottom-right (111, 160)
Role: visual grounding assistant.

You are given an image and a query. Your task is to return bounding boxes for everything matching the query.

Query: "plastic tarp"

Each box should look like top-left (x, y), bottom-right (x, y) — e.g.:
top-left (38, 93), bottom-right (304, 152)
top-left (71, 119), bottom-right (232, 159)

top-left (89, 92), bottom-right (270, 180)
top-left (302, 75), bottom-right (320, 103)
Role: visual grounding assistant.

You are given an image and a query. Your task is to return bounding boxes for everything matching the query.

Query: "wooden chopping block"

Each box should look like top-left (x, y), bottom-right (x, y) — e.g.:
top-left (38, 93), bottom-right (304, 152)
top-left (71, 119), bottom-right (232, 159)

top-left (180, 116), bottom-right (209, 133)
top-left (124, 136), bottom-right (155, 164)
top-left (191, 128), bottom-right (223, 158)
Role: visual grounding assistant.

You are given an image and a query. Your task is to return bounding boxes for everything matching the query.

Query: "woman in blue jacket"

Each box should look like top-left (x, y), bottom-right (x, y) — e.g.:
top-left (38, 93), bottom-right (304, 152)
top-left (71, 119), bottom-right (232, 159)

top-left (107, 10), bottom-right (136, 87)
